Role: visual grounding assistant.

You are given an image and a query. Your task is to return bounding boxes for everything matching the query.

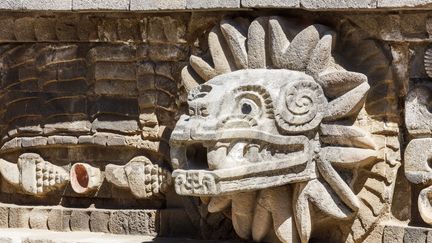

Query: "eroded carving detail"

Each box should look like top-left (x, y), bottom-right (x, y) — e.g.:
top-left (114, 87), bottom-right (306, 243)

top-left (0, 153), bottom-right (69, 196)
top-left (170, 17), bottom-right (383, 242)
top-left (106, 156), bottom-right (172, 198)
top-left (405, 84), bottom-right (432, 225)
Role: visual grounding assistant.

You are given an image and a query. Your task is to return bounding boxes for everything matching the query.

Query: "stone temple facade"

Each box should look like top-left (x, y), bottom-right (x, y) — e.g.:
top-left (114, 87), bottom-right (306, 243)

top-left (1, 0), bottom-right (432, 242)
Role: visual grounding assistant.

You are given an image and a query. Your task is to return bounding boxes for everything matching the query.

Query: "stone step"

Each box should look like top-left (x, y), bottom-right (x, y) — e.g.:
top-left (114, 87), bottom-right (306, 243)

top-left (0, 228), bottom-right (235, 243)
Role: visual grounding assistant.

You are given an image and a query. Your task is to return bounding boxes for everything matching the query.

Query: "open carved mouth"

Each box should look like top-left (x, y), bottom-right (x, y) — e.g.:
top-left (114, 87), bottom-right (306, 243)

top-left (170, 131), bottom-right (317, 196)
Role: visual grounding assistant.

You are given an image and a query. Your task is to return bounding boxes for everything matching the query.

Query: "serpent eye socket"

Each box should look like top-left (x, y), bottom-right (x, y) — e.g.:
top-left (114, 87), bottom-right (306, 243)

top-left (238, 98), bottom-right (261, 117)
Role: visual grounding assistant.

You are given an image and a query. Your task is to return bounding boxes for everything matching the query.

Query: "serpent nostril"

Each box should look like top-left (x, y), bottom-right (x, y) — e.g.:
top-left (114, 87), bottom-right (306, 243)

top-left (189, 108), bottom-right (195, 116)
top-left (200, 107), bottom-right (209, 117)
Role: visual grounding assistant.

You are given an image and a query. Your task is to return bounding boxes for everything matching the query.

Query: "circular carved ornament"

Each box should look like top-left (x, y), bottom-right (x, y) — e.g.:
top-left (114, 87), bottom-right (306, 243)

top-left (276, 79), bottom-right (327, 133)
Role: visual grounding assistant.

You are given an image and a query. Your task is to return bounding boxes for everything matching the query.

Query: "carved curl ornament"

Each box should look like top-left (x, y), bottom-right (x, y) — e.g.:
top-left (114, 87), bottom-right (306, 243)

top-left (170, 17), bottom-right (381, 242)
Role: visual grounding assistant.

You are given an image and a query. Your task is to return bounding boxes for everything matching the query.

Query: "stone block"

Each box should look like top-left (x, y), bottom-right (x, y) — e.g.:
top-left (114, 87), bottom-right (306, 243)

top-left (29, 209), bottom-right (49, 230)
top-left (22, 0), bottom-right (72, 10)
top-left (9, 207), bottom-right (30, 228)
top-left (0, 1), bottom-right (21, 9)
top-left (242, 0), bottom-right (299, 7)
top-left (47, 209), bottom-right (70, 232)
top-left (128, 211), bottom-right (150, 235)
top-left (300, 0), bottom-right (376, 8)
top-left (70, 211), bottom-right (90, 232)
top-left (109, 211), bottom-right (129, 234)
top-left (378, 0), bottom-right (432, 8)
top-left (186, 0), bottom-right (240, 9)
top-left (130, 0), bottom-right (186, 10)
top-left (14, 17), bottom-right (36, 41)
top-left (0, 18), bottom-right (15, 40)
top-left (90, 211), bottom-right (110, 233)
top-left (404, 227), bottom-right (427, 243)
top-left (92, 62), bottom-right (136, 81)
top-left (0, 207), bottom-right (9, 228)
top-left (73, 0), bottom-right (129, 10)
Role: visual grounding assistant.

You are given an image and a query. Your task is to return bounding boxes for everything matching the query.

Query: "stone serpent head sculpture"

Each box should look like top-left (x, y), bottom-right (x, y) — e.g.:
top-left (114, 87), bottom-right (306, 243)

top-left (170, 16), bottom-right (379, 242)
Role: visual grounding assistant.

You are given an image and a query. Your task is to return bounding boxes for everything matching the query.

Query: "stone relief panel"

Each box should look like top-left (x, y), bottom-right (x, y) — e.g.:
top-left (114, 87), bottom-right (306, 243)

top-left (170, 16), bottom-right (400, 242)
top-left (0, 12), bottom-right (199, 237)
top-left (404, 45), bottom-right (432, 227)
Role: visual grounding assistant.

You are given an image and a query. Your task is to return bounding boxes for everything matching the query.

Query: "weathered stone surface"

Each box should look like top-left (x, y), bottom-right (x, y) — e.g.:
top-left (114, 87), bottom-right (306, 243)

top-left (0, 5), bottom-right (427, 243)
top-left (378, 0), bottom-right (432, 8)
top-left (0, 207), bottom-right (9, 228)
top-left (383, 225), bottom-right (404, 242)
top-left (105, 156), bottom-right (172, 198)
top-left (170, 16), bottom-right (392, 243)
top-left (29, 209), bottom-right (49, 230)
top-left (130, 0), bottom-right (186, 10)
top-left (22, 0), bottom-right (72, 10)
top-left (73, 0), bottom-right (129, 10)
top-left (47, 209), bottom-right (70, 232)
top-left (9, 207), bottom-right (30, 228)
top-left (242, 0), bottom-right (299, 7)
top-left (300, 0), bottom-right (376, 8)
top-left (90, 212), bottom-right (110, 233)
top-left (70, 211), bottom-right (90, 232)
top-left (108, 211), bottom-right (129, 234)
top-left (186, 0), bottom-right (240, 9)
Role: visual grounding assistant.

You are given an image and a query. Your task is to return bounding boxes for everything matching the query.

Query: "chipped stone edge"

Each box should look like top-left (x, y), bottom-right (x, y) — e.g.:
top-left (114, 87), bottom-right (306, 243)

top-left (4, 0), bottom-right (432, 11)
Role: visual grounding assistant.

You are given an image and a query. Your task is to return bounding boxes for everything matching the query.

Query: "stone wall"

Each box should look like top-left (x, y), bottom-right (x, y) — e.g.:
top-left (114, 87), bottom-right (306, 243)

top-left (0, 2), bottom-right (431, 243)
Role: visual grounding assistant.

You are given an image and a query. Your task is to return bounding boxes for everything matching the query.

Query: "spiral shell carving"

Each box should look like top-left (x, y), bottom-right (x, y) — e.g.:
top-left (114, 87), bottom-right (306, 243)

top-left (276, 80), bottom-right (327, 133)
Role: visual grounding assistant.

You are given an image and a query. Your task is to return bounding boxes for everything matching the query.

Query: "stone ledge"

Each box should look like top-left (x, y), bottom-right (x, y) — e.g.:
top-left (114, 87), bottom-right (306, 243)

top-left (4, 0), bottom-right (432, 11)
top-left (0, 228), bottom-right (219, 243)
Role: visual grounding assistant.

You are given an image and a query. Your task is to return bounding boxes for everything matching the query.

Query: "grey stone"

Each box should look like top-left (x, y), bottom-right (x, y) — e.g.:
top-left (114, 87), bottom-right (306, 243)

top-left (404, 227), bottom-right (427, 243)
top-left (70, 211), bottom-right (90, 232)
top-left (378, 0), bottom-right (432, 8)
top-left (301, 0), bottom-right (376, 8)
top-left (9, 207), bottom-right (30, 228)
top-left (130, 0), bottom-right (186, 10)
top-left (0, 207), bottom-right (8, 228)
top-left (73, 0), bottom-right (129, 10)
top-left (47, 136), bottom-right (78, 145)
top-left (0, 1), bottom-right (21, 9)
top-left (171, 16), bottom-right (383, 243)
top-left (242, 0), bottom-right (299, 7)
top-left (90, 211), bottom-right (110, 233)
top-left (22, 0), bottom-right (72, 10)
top-left (47, 209), bottom-right (70, 232)
top-left (128, 211), bottom-right (149, 235)
top-left (29, 209), bottom-right (49, 230)
top-left (109, 211), bottom-right (129, 234)
top-left (186, 0), bottom-right (240, 9)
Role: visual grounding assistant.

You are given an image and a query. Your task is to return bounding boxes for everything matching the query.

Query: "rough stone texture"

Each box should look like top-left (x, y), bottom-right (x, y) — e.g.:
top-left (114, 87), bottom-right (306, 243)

top-left (301, 0), bottom-right (376, 8)
top-left (22, 0), bottom-right (72, 10)
top-left (73, 0), bottom-right (129, 10)
top-left (9, 208), bottom-right (31, 228)
top-left (242, 0), bottom-right (299, 7)
top-left (0, 228), bottom-right (158, 243)
top-left (186, 0), bottom-right (240, 9)
top-left (90, 211), bottom-right (110, 233)
top-left (170, 16), bottom-right (395, 243)
top-left (130, 0), bottom-right (186, 10)
top-left (378, 0), bottom-right (432, 8)
top-left (0, 5), bottom-right (428, 243)
top-left (70, 211), bottom-right (90, 232)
